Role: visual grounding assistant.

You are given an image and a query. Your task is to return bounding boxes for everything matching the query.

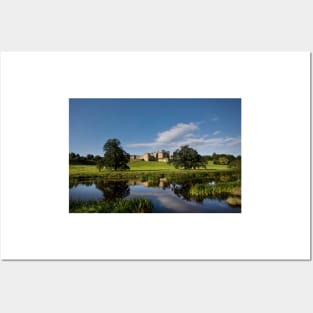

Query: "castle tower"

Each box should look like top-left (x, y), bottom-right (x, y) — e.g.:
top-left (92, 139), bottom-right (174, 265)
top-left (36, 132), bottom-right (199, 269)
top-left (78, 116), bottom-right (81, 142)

top-left (144, 153), bottom-right (150, 161)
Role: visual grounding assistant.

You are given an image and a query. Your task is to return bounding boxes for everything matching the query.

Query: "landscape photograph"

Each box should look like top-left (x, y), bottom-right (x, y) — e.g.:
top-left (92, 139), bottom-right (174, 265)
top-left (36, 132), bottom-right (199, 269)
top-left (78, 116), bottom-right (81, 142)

top-left (69, 98), bottom-right (241, 213)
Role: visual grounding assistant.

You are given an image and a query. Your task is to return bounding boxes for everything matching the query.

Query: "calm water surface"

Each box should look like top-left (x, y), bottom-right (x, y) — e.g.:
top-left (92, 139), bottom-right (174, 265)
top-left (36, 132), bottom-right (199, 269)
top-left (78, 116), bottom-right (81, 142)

top-left (69, 178), bottom-right (241, 213)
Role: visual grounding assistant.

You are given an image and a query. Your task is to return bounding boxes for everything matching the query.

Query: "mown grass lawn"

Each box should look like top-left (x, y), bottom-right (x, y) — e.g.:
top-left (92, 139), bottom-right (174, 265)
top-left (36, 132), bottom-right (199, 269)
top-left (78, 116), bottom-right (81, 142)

top-left (128, 160), bottom-right (175, 170)
top-left (69, 160), bottom-right (230, 178)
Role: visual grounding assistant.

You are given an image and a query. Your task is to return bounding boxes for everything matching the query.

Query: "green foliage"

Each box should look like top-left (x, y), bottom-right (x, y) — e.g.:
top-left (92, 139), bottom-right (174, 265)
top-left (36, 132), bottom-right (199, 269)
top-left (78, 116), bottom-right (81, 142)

top-left (69, 152), bottom-right (96, 165)
top-left (201, 155), bottom-right (213, 163)
top-left (146, 176), bottom-right (160, 186)
top-left (212, 153), bottom-right (237, 165)
top-left (112, 198), bottom-right (153, 213)
top-left (189, 181), bottom-right (241, 199)
top-left (228, 158), bottom-right (241, 169)
top-left (216, 156), bottom-right (230, 165)
top-left (69, 197), bottom-right (153, 213)
top-left (102, 138), bottom-right (130, 170)
top-left (96, 159), bottom-right (105, 172)
top-left (172, 145), bottom-right (206, 170)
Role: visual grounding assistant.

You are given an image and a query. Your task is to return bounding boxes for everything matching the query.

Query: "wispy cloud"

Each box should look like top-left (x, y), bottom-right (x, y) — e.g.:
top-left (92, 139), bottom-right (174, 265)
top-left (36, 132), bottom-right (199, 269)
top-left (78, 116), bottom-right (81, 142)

top-left (127, 122), bottom-right (198, 148)
top-left (213, 130), bottom-right (221, 136)
top-left (127, 122), bottom-right (240, 151)
top-left (156, 122), bottom-right (198, 144)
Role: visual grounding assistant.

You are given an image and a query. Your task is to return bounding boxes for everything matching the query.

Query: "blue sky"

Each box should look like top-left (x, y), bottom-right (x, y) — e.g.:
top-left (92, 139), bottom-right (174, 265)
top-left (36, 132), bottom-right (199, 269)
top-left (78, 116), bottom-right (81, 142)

top-left (69, 99), bottom-right (241, 156)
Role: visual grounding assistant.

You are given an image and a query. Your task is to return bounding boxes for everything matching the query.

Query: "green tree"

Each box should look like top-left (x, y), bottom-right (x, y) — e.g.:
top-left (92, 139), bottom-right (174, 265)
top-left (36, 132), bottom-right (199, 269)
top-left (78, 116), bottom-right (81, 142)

top-left (69, 152), bottom-right (76, 159)
top-left (172, 145), bottom-right (206, 169)
top-left (216, 156), bottom-right (230, 165)
top-left (212, 153), bottom-right (235, 165)
top-left (96, 158), bottom-right (105, 172)
top-left (102, 138), bottom-right (130, 170)
top-left (94, 155), bottom-right (102, 161)
top-left (228, 158), bottom-right (241, 169)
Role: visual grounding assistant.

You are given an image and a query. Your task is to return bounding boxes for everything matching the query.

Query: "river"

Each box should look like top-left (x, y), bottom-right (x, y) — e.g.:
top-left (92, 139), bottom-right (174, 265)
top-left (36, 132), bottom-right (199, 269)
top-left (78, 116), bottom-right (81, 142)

top-left (69, 178), bottom-right (241, 213)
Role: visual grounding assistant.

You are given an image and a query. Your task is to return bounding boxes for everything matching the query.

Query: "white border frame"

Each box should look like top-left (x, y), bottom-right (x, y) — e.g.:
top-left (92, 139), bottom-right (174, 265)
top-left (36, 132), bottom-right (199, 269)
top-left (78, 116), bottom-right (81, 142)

top-left (0, 52), bottom-right (310, 260)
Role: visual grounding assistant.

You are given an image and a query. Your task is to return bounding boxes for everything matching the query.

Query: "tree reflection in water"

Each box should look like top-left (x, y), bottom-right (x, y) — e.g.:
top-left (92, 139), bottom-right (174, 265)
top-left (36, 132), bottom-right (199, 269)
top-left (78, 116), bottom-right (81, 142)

top-left (95, 179), bottom-right (130, 201)
top-left (171, 183), bottom-right (192, 201)
top-left (70, 172), bottom-right (241, 204)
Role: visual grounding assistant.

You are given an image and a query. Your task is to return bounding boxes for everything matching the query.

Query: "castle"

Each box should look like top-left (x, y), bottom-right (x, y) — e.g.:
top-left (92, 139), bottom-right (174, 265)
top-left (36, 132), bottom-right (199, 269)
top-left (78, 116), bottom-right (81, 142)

top-left (130, 150), bottom-right (170, 162)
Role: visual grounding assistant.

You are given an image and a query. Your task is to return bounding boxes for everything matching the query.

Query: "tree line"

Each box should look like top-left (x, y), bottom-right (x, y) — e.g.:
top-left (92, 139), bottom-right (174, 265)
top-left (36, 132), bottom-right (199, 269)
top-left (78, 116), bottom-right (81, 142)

top-left (69, 152), bottom-right (102, 165)
top-left (202, 153), bottom-right (241, 168)
top-left (70, 138), bottom-right (241, 171)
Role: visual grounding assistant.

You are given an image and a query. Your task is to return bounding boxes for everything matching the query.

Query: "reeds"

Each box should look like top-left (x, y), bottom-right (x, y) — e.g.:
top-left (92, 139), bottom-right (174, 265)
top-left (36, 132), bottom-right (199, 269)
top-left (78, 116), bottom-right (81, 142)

top-left (189, 182), bottom-right (241, 199)
top-left (69, 197), bottom-right (153, 213)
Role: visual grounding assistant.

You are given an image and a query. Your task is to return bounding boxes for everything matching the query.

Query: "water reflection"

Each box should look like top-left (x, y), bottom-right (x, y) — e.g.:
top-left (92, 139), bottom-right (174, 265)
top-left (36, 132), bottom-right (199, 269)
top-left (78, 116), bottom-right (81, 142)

top-left (128, 178), bottom-right (169, 189)
top-left (171, 183), bottom-right (192, 201)
top-left (95, 179), bottom-right (130, 200)
top-left (69, 173), bottom-right (241, 213)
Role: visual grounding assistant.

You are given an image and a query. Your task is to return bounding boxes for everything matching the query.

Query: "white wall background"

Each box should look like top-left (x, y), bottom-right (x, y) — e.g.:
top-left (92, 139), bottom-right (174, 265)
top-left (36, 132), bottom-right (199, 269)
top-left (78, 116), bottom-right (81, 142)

top-left (0, 1), bottom-right (312, 313)
top-left (1, 52), bottom-right (309, 261)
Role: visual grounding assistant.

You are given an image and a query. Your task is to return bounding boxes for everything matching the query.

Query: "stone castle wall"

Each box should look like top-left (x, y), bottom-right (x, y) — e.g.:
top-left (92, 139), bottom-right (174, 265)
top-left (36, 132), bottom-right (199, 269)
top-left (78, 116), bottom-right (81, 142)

top-left (130, 150), bottom-right (170, 162)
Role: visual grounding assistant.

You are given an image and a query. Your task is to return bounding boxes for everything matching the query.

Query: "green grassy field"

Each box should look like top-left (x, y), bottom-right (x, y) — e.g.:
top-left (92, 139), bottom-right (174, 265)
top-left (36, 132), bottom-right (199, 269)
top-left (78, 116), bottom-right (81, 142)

top-left (129, 160), bottom-right (229, 171)
top-left (69, 160), bottom-right (231, 178)
top-left (129, 160), bottom-right (175, 170)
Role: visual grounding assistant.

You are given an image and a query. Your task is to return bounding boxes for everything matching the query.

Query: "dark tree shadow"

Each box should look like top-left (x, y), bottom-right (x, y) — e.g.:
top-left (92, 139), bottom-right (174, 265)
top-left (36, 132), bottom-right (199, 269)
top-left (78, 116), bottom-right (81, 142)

top-left (95, 180), bottom-right (130, 201)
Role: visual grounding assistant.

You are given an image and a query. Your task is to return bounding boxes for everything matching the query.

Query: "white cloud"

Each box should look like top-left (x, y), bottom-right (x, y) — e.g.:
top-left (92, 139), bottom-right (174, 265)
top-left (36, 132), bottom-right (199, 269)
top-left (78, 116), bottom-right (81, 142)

top-left (156, 122), bottom-right (198, 144)
top-left (127, 122), bottom-right (199, 148)
top-left (127, 122), bottom-right (240, 153)
top-left (177, 137), bottom-right (241, 148)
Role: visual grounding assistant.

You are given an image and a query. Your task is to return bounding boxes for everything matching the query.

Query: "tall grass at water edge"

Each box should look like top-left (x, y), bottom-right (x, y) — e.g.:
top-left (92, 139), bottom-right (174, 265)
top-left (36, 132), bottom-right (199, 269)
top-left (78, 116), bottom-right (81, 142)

top-left (70, 197), bottom-right (153, 213)
top-left (189, 181), bottom-right (241, 200)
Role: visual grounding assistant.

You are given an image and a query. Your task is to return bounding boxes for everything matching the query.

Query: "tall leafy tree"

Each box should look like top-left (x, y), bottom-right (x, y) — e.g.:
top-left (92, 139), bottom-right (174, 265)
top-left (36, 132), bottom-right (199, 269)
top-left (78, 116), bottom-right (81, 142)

top-left (102, 138), bottom-right (130, 170)
top-left (172, 145), bottom-right (206, 169)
